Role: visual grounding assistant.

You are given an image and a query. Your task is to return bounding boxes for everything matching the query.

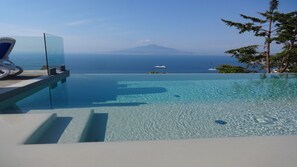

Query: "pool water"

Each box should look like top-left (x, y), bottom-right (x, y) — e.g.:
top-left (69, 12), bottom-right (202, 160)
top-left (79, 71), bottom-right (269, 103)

top-left (1, 74), bottom-right (297, 142)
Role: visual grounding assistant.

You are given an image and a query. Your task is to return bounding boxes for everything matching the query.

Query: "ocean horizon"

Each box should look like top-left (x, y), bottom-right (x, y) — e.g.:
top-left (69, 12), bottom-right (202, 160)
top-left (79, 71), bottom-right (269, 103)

top-left (65, 54), bottom-right (242, 74)
top-left (9, 53), bottom-right (242, 73)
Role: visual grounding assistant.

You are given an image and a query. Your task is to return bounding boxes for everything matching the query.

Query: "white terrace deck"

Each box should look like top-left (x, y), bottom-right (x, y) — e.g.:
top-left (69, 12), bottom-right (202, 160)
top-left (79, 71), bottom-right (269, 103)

top-left (0, 70), bottom-right (48, 87)
top-left (0, 113), bottom-right (296, 167)
top-left (0, 70), bottom-right (69, 102)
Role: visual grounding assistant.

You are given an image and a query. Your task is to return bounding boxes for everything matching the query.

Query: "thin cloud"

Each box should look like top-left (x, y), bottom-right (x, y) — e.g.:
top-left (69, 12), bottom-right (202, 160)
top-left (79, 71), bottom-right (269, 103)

top-left (65, 18), bottom-right (107, 27)
top-left (65, 19), bottom-right (94, 26)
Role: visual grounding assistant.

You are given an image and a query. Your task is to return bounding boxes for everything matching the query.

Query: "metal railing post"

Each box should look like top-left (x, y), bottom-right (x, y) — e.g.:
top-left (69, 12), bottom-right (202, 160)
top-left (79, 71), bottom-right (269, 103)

top-left (43, 33), bottom-right (50, 75)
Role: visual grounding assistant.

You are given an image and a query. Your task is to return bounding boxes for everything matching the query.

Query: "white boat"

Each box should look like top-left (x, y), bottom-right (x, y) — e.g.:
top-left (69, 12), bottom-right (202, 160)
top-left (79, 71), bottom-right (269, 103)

top-left (271, 68), bottom-right (279, 73)
top-left (208, 68), bottom-right (217, 71)
top-left (154, 65), bottom-right (166, 69)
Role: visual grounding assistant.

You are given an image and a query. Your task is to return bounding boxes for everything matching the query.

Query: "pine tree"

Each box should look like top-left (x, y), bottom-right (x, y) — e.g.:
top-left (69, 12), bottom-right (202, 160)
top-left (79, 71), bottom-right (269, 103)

top-left (272, 11), bottom-right (297, 72)
top-left (221, 0), bottom-right (279, 73)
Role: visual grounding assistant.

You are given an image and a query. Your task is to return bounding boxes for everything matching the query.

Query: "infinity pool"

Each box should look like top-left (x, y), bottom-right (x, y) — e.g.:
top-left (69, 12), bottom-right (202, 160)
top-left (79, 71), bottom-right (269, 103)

top-left (1, 74), bottom-right (297, 142)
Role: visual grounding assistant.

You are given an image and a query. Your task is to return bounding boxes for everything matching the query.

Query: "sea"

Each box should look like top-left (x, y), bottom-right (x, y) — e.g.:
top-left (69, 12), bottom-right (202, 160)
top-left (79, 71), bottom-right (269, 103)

top-left (65, 54), bottom-right (242, 74)
top-left (10, 53), bottom-right (242, 73)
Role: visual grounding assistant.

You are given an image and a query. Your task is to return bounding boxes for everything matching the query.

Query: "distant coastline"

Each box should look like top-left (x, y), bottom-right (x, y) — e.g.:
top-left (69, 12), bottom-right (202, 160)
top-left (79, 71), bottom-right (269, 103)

top-left (97, 44), bottom-right (198, 56)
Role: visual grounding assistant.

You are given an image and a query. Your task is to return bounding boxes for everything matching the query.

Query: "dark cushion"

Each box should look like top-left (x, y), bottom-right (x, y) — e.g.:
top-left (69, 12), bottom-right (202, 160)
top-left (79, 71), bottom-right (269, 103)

top-left (0, 43), bottom-right (12, 59)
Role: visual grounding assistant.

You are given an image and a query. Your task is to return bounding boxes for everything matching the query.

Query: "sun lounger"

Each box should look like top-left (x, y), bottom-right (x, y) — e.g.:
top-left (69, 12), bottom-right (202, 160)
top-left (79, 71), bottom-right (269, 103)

top-left (0, 37), bottom-right (23, 79)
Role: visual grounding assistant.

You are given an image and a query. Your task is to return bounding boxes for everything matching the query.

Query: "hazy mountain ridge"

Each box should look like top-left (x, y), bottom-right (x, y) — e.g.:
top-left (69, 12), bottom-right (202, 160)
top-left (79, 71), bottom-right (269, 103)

top-left (101, 45), bottom-right (197, 55)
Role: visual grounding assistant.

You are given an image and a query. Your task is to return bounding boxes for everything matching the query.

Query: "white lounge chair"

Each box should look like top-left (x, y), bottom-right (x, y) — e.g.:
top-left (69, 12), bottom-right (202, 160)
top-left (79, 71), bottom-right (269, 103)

top-left (0, 37), bottom-right (23, 79)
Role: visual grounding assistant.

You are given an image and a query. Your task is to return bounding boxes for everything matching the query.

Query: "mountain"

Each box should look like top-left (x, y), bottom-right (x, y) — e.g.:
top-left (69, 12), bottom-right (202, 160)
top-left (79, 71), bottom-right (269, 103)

top-left (103, 45), bottom-right (196, 55)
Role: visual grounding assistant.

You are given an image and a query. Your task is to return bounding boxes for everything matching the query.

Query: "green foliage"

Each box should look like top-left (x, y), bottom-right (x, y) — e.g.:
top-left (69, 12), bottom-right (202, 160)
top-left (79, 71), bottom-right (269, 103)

top-left (275, 11), bottom-right (297, 44)
top-left (271, 47), bottom-right (297, 72)
top-left (270, 0), bottom-right (279, 11)
top-left (225, 45), bottom-right (265, 68)
top-left (220, 0), bottom-right (297, 73)
top-left (271, 11), bottom-right (297, 72)
top-left (221, 18), bottom-right (263, 35)
top-left (221, 0), bottom-right (281, 73)
top-left (221, 0), bottom-right (279, 38)
top-left (239, 14), bottom-right (266, 23)
top-left (288, 65), bottom-right (297, 73)
top-left (216, 65), bottom-right (250, 73)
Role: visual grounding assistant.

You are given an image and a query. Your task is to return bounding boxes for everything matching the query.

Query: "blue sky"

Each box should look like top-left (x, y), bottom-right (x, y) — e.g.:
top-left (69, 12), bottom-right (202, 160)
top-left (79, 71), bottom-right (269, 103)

top-left (0, 0), bottom-right (296, 54)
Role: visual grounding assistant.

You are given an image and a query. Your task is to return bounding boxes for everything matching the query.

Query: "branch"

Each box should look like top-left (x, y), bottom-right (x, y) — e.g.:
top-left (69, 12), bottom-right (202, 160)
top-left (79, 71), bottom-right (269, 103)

top-left (225, 45), bottom-right (263, 66)
top-left (240, 14), bottom-right (266, 23)
top-left (222, 19), bottom-right (263, 34)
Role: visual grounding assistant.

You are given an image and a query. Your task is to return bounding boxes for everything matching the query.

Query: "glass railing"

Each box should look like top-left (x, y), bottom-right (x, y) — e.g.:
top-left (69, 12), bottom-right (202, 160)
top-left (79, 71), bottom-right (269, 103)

top-left (9, 36), bottom-right (45, 70)
top-left (44, 33), bottom-right (65, 73)
top-left (6, 34), bottom-right (65, 75)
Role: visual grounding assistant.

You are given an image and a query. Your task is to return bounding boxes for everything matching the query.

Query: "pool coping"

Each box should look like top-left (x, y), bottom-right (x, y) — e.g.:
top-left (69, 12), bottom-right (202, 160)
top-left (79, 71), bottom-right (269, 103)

top-left (0, 113), bottom-right (296, 167)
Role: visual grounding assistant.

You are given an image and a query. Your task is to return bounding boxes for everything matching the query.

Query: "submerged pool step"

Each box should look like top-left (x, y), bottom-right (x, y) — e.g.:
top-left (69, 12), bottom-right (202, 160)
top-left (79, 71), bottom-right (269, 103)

top-left (24, 114), bottom-right (73, 144)
top-left (26, 116), bottom-right (72, 144)
top-left (80, 111), bottom-right (108, 142)
top-left (24, 109), bottom-right (108, 144)
top-left (56, 110), bottom-right (95, 144)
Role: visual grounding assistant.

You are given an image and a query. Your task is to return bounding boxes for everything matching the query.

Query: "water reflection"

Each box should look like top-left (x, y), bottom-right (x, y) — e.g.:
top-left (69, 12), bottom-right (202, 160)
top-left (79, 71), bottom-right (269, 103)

top-left (0, 75), bottom-right (169, 113)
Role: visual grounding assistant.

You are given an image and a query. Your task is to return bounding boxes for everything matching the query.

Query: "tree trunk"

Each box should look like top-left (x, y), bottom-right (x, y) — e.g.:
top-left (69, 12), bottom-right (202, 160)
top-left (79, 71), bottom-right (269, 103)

top-left (279, 57), bottom-right (289, 73)
top-left (265, 42), bottom-right (271, 73)
top-left (265, 17), bottom-right (273, 73)
top-left (279, 40), bottom-right (294, 73)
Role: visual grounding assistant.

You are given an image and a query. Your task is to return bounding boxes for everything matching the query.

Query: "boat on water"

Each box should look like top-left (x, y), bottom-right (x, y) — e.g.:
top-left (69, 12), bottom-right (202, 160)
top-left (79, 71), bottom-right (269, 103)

top-left (208, 68), bottom-right (217, 71)
top-left (154, 65), bottom-right (166, 69)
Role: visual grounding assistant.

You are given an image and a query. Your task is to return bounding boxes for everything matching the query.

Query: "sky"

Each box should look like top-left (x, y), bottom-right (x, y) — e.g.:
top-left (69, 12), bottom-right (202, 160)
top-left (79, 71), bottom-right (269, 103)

top-left (0, 0), bottom-right (296, 54)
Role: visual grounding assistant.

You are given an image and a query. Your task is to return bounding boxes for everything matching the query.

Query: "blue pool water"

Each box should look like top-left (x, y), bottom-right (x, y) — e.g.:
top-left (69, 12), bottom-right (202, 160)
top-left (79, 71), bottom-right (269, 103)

top-left (1, 74), bottom-right (297, 142)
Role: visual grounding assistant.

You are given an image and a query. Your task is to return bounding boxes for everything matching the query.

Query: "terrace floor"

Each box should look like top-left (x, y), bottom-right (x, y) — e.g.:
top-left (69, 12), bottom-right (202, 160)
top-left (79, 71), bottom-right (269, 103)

top-left (0, 70), bottom-right (47, 87)
top-left (0, 113), bottom-right (297, 167)
top-left (0, 70), bottom-right (69, 102)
